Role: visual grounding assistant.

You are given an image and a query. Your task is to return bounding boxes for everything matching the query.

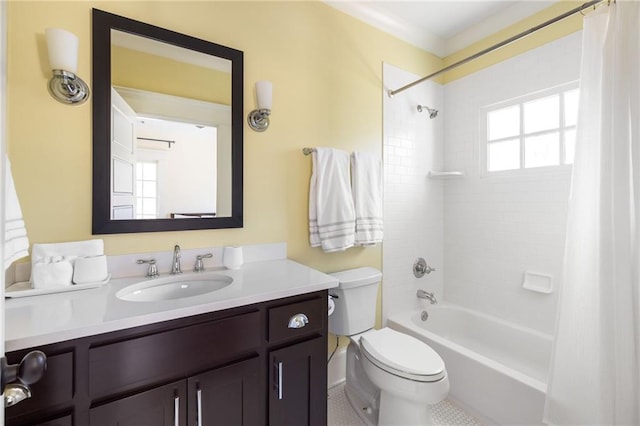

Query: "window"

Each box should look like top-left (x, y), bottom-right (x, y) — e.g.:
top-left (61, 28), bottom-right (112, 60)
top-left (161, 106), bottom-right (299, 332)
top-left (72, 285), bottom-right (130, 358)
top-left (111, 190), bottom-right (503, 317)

top-left (135, 162), bottom-right (158, 219)
top-left (484, 84), bottom-right (579, 173)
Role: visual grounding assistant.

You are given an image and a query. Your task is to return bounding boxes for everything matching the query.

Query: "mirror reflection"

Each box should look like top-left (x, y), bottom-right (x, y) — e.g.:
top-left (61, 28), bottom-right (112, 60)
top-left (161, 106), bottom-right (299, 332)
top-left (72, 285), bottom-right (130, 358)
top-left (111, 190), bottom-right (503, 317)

top-left (110, 30), bottom-right (232, 220)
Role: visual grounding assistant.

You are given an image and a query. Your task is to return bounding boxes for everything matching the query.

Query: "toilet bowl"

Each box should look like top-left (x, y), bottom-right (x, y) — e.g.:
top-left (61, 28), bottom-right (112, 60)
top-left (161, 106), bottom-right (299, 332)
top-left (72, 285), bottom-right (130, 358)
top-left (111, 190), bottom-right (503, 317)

top-left (329, 268), bottom-right (449, 425)
top-left (359, 328), bottom-right (449, 425)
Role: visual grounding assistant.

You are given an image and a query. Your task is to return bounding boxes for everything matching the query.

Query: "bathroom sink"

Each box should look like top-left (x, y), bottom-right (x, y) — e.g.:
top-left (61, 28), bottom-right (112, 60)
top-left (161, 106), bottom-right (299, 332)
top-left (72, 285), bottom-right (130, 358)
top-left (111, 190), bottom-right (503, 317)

top-left (116, 274), bottom-right (233, 302)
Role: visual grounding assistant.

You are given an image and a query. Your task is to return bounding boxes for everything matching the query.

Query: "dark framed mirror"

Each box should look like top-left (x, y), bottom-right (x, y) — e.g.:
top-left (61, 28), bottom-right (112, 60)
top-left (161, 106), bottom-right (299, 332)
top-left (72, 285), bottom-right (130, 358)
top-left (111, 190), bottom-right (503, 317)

top-left (92, 9), bottom-right (243, 234)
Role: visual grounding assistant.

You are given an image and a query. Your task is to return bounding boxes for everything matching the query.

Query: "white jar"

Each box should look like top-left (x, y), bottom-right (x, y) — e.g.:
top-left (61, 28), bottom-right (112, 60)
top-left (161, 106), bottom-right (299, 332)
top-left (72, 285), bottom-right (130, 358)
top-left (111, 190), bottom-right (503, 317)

top-left (223, 246), bottom-right (243, 270)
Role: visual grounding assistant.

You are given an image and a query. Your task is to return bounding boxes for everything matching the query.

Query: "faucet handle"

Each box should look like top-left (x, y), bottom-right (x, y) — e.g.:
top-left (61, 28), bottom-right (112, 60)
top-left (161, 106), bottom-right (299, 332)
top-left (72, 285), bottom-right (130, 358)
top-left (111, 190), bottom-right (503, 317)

top-left (194, 253), bottom-right (213, 273)
top-left (413, 257), bottom-right (436, 278)
top-left (137, 258), bottom-right (159, 278)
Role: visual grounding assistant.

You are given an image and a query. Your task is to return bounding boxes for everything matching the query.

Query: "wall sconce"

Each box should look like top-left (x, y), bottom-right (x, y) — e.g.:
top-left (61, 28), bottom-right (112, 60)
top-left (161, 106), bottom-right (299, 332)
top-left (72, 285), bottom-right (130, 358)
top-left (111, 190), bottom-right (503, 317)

top-left (247, 80), bottom-right (272, 132)
top-left (45, 28), bottom-right (90, 105)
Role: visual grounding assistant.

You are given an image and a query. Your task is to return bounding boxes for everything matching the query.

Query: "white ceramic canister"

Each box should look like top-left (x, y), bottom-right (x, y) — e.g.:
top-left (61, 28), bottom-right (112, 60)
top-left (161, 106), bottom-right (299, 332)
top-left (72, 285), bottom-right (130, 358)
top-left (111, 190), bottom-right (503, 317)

top-left (223, 246), bottom-right (243, 270)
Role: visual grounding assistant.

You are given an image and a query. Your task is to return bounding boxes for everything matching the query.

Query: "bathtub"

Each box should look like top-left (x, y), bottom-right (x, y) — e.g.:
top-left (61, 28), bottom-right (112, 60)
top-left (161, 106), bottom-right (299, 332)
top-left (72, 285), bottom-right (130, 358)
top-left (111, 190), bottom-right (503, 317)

top-left (387, 304), bottom-right (552, 425)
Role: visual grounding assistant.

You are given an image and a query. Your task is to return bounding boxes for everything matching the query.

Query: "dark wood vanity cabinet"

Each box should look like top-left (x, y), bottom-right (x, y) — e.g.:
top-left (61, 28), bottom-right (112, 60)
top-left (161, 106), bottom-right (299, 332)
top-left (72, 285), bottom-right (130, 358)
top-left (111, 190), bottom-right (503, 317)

top-left (89, 357), bottom-right (263, 426)
top-left (6, 290), bottom-right (328, 426)
top-left (269, 337), bottom-right (327, 426)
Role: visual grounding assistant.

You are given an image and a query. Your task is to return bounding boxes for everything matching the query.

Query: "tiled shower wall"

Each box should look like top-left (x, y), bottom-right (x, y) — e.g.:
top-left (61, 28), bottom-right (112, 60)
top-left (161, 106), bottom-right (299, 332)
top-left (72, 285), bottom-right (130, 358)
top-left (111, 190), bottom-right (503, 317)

top-left (383, 32), bottom-right (582, 334)
top-left (443, 33), bottom-right (582, 334)
top-left (382, 63), bottom-right (444, 321)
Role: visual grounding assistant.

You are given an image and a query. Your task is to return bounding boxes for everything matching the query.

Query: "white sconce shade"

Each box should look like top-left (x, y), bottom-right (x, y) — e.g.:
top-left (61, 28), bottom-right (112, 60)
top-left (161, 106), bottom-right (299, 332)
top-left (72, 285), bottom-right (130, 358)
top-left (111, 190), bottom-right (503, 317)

top-left (45, 28), bottom-right (79, 73)
top-left (255, 80), bottom-right (273, 110)
top-left (247, 80), bottom-right (273, 132)
top-left (44, 27), bottom-right (89, 105)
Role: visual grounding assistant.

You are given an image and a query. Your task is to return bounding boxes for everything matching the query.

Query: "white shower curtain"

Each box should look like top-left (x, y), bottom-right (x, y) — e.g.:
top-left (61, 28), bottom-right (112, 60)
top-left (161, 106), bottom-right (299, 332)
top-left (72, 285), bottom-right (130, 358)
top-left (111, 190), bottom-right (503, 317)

top-left (544, 2), bottom-right (640, 425)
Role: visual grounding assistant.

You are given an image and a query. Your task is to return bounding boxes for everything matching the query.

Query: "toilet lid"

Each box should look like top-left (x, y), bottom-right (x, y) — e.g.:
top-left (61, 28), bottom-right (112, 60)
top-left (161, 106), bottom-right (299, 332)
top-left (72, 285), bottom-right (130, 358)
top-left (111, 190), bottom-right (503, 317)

top-left (360, 328), bottom-right (446, 382)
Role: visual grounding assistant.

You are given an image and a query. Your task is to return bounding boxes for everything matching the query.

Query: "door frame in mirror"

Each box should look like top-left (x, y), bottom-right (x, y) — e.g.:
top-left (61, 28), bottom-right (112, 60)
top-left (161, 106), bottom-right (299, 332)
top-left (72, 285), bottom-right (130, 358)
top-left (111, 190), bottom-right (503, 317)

top-left (92, 8), bottom-right (243, 234)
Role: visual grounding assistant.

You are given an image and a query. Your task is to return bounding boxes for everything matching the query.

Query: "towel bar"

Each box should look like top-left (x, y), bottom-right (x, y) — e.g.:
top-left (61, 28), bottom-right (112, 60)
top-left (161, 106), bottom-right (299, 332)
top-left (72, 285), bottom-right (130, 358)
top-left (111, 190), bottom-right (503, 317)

top-left (302, 147), bottom-right (316, 155)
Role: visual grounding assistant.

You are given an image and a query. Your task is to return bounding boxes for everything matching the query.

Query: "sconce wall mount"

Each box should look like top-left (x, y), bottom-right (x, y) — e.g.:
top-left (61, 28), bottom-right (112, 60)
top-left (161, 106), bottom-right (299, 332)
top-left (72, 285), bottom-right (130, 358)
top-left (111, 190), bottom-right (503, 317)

top-left (247, 80), bottom-right (272, 132)
top-left (45, 28), bottom-right (90, 105)
top-left (247, 108), bottom-right (270, 132)
top-left (48, 69), bottom-right (90, 105)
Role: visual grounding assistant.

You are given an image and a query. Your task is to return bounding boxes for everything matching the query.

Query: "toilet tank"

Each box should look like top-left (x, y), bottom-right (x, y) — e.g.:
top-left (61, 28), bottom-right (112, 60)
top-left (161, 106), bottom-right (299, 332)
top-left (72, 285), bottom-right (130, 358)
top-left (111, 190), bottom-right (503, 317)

top-left (328, 267), bottom-right (382, 336)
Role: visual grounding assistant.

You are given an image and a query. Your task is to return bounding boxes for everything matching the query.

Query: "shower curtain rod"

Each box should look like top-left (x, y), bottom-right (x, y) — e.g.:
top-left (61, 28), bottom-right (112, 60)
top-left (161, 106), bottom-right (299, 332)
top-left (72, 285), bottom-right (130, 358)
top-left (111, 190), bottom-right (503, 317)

top-left (387, 0), bottom-right (607, 97)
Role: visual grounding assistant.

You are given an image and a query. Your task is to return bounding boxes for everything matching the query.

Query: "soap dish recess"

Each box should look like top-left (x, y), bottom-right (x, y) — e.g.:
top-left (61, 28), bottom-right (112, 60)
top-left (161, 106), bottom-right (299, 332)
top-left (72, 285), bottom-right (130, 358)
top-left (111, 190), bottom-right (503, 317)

top-left (428, 171), bottom-right (465, 179)
top-left (522, 271), bottom-right (553, 294)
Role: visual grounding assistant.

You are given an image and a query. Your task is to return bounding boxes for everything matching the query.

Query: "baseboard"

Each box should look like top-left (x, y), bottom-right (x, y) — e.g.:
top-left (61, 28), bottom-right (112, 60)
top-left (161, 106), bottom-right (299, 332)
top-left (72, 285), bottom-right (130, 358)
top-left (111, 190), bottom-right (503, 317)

top-left (328, 347), bottom-right (347, 388)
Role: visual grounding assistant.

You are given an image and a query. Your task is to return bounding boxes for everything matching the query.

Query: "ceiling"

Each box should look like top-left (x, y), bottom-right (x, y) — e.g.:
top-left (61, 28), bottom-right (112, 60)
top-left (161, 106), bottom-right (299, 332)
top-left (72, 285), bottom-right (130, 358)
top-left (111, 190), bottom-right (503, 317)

top-left (325, 1), bottom-right (555, 57)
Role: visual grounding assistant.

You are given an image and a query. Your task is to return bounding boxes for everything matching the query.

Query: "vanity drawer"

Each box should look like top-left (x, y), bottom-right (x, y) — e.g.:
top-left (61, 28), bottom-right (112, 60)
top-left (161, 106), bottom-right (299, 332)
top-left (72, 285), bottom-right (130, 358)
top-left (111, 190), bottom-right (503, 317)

top-left (269, 296), bottom-right (325, 344)
top-left (89, 311), bottom-right (261, 399)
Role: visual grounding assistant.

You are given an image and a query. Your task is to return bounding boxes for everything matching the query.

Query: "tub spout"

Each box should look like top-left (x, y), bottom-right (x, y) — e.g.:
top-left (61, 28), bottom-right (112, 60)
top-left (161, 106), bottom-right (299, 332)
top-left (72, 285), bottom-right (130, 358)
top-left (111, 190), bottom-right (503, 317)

top-left (417, 289), bottom-right (437, 304)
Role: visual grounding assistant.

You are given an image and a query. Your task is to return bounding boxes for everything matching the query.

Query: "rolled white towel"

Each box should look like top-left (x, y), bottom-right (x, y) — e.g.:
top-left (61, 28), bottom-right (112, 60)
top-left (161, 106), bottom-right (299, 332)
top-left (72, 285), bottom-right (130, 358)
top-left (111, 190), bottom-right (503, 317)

top-left (73, 255), bottom-right (109, 284)
top-left (32, 257), bottom-right (74, 289)
top-left (31, 239), bottom-right (104, 285)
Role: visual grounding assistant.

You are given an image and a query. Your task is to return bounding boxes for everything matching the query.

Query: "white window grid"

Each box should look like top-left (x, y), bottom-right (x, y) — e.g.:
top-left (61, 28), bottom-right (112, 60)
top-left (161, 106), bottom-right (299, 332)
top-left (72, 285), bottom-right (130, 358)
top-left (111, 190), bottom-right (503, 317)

top-left (135, 161), bottom-right (158, 219)
top-left (480, 81), bottom-right (579, 175)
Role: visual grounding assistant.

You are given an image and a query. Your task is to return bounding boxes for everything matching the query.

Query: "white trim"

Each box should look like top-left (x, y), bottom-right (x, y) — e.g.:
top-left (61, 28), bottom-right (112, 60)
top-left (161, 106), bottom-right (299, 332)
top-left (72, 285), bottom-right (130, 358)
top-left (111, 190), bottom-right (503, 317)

top-left (324, 1), bottom-right (555, 57)
top-left (113, 86), bottom-right (231, 127)
top-left (1, 0), bottom-right (7, 417)
top-left (324, 1), bottom-right (446, 56)
top-left (328, 346), bottom-right (347, 388)
top-left (444, 1), bottom-right (554, 56)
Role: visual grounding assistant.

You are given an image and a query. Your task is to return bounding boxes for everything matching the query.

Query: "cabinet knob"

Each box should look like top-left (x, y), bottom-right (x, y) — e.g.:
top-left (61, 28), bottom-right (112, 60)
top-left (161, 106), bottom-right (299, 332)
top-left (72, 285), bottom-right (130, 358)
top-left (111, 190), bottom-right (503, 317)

top-left (287, 313), bottom-right (309, 329)
top-left (1, 351), bottom-right (47, 408)
top-left (1, 351), bottom-right (47, 390)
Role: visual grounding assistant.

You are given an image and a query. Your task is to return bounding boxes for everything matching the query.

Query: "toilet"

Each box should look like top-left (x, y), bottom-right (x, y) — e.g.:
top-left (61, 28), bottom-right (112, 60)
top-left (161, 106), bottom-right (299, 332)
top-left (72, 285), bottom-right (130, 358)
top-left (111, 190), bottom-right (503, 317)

top-left (329, 267), bottom-right (449, 426)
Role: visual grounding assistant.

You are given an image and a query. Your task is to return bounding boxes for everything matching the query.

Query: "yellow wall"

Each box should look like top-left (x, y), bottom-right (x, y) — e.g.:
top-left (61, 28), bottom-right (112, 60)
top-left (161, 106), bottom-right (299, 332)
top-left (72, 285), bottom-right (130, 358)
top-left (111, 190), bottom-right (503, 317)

top-left (6, 2), bottom-right (441, 340)
top-left (442, 1), bottom-right (586, 83)
top-left (112, 45), bottom-right (232, 105)
top-left (6, 0), bottom-right (585, 352)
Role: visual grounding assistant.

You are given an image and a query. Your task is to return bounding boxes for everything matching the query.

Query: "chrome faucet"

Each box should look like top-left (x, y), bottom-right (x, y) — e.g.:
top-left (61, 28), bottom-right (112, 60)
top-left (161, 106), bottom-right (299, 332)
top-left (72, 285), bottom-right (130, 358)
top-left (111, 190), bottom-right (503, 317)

top-left (171, 244), bottom-right (182, 274)
top-left (194, 253), bottom-right (213, 272)
top-left (417, 289), bottom-right (437, 304)
top-left (137, 258), bottom-right (159, 278)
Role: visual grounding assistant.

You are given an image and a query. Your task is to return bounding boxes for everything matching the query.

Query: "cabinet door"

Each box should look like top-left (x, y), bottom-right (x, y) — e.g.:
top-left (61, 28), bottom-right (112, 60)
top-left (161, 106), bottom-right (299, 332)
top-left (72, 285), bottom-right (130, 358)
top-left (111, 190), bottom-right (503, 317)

top-left (188, 357), bottom-right (263, 426)
top-left (269, 337), bottom-right (327, 426)
top-left (35, 415), bottom-right (72, 426)
top-left (89, 381), bottom-right (187, 426)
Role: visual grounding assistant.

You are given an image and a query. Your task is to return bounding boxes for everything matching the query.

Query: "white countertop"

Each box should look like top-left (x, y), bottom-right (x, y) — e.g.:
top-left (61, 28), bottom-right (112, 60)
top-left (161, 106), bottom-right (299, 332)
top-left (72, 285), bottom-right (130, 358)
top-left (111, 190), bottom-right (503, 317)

top-left (5, 259), bottom-right (338, 352)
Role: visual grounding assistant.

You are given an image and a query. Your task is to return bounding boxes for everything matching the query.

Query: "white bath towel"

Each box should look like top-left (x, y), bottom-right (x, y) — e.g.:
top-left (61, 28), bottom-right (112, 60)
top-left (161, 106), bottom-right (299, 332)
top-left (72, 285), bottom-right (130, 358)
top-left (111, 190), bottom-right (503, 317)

top-left (351, 152), bottom-right (383, 246)
top-left (309, 148), bottom-right (356, 252)
top-left (4, 155), bottom-right (29, 270)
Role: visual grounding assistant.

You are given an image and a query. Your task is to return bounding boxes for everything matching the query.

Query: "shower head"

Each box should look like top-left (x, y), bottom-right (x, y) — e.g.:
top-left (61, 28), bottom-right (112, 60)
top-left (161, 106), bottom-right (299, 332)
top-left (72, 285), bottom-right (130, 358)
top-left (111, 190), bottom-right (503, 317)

top-left (417, 105), bottom-right (438, 119)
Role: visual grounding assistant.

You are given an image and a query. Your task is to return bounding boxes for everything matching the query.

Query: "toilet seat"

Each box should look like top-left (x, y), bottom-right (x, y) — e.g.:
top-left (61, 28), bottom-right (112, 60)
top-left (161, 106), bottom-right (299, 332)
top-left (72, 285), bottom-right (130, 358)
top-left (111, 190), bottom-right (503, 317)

top-left (359, 328), bottom-right (446, 382)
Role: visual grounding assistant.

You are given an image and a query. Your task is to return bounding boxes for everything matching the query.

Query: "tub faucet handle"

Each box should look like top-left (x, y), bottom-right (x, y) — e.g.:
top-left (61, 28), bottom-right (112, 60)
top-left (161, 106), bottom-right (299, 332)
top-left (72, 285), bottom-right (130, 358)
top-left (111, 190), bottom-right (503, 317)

top-left (413, 257), bottom-right (435, 278)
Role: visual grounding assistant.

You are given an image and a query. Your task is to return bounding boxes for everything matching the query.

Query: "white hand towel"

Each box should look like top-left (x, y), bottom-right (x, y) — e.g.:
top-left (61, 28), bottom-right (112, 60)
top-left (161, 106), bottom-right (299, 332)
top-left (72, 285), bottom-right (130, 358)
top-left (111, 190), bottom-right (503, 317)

top-left (309, 148), bottom-right (356, 252)
top-left (4, 155), bottom-right (29, 270)
top-left (351, 152), bottom-right (383, 246)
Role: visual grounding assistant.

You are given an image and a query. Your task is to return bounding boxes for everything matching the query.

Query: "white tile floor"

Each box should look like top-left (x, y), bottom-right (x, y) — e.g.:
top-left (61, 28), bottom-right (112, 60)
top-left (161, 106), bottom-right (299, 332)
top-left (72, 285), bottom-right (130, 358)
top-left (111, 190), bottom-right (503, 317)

top-left (328, 383), bottom-right (483, 426)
